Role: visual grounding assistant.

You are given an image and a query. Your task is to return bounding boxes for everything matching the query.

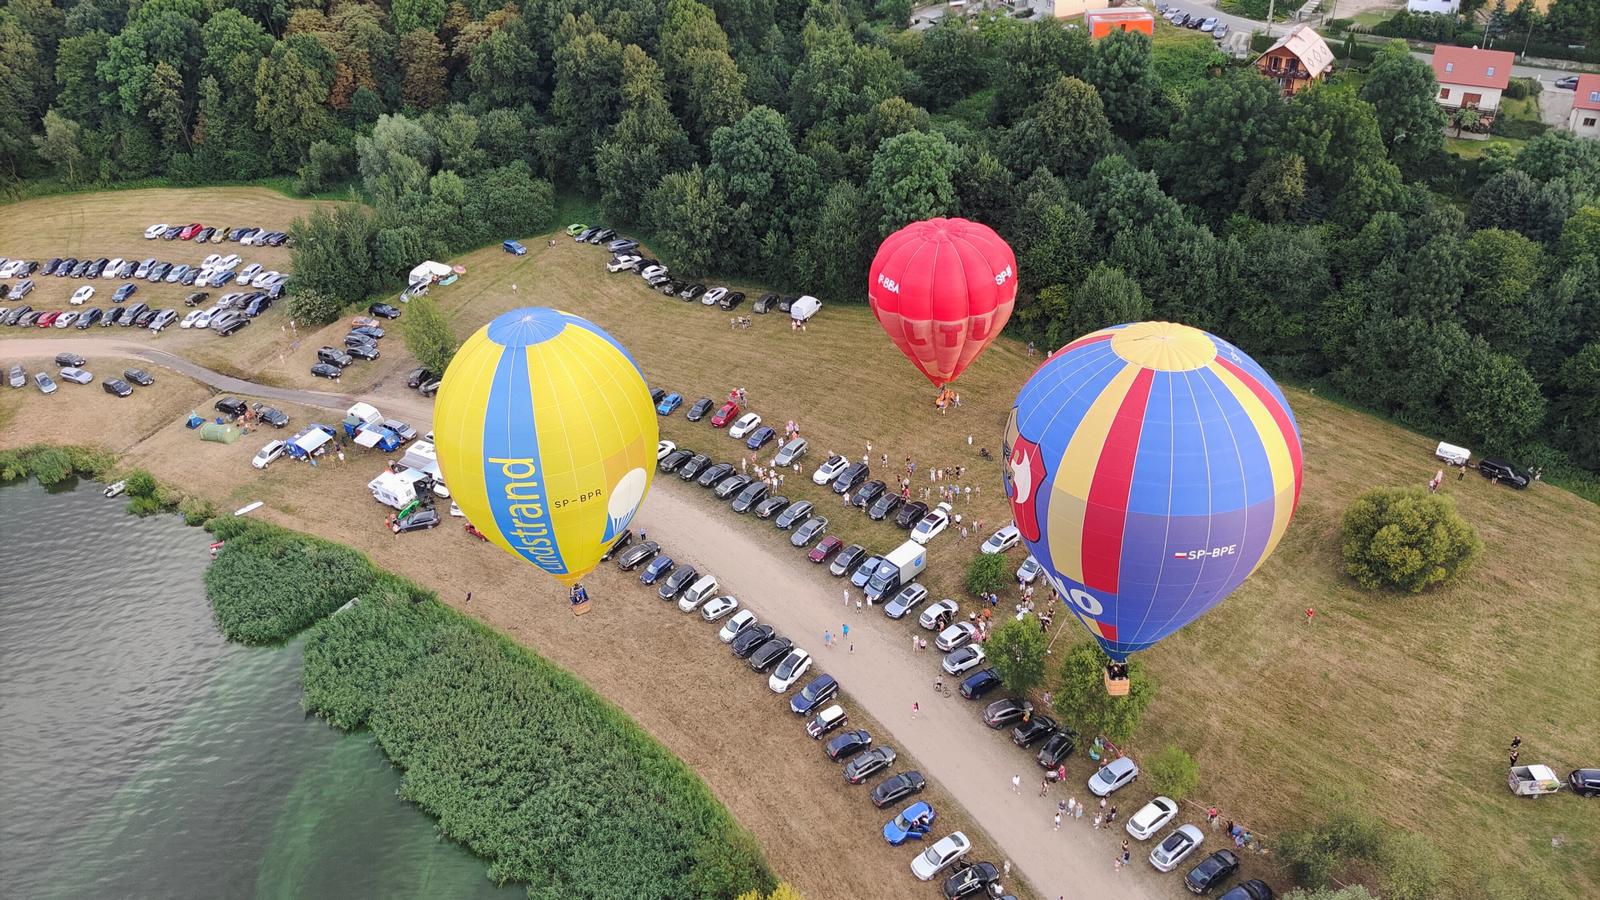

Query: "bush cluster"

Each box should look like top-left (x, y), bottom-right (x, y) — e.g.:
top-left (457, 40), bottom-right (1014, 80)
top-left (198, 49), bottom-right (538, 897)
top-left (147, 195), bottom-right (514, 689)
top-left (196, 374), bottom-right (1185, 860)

top-left (203, 519), bottom-right (376, 644)
top-left (1340, 488), bottom-right (1481, 593)
top-left (0, 444), bottom-right (116, 485)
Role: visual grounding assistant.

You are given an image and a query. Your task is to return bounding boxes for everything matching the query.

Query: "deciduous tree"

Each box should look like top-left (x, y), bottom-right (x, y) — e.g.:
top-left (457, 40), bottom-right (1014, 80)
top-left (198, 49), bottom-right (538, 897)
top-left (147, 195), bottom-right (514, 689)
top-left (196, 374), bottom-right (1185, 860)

top-left (398, 29), bottom-right (447, 109)
top-left (986, 617), bottom-right (1048, 698)
top-left (1051, 642), bottom-right (1154, 744)
top-left (1164, 70), bottom-right (1283, 214)
top-left (1360, 41), bottom-right (1446, 172)
top-left (1086, 29), bottom-right (1156, 136)
top-left (866, 130), bottom-right (962, 234)
top-left (401, 295), bottom-right (460, 378)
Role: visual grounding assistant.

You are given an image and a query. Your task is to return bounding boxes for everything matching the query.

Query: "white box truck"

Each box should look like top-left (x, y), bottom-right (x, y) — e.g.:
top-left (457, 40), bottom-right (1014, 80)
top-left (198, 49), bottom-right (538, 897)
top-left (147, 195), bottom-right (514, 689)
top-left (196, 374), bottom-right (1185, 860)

top-left (865, 541), bottom-right (927, 602)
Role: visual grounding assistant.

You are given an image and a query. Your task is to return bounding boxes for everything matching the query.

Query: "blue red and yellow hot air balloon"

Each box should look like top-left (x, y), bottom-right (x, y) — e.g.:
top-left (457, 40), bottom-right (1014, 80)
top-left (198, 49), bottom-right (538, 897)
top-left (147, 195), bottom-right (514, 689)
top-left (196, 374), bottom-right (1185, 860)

top-left (1004, 322), bottom-right (1302, 662)
top-left (434, 308), bottom-right (657, 601)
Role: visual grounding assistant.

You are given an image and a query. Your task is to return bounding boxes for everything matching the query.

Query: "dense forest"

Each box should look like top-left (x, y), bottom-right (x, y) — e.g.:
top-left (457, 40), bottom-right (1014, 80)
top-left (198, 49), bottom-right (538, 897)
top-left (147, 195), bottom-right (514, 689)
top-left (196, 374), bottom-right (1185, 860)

top-left (2, 0), bottom-right (1598, 481)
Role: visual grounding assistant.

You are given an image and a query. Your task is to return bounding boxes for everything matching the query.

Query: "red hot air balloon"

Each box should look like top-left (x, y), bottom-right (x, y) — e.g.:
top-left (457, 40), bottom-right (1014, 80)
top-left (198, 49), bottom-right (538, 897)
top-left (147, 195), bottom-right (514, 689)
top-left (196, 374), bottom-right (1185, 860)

top-left (867, 218), bottom-right (1018, 388)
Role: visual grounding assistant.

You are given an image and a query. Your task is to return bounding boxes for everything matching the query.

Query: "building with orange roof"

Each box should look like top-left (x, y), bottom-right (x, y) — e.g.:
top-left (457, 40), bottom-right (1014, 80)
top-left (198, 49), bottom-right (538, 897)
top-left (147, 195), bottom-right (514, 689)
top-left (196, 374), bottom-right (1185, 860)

top-left (1254, 25), bottom-right (1334, 97)
top-left (1084, 7), bottom-right (1154, 38)
top-left (1431, 45), bottom-right (1514, 126)
top-left (1568, 74), bottom-right (1600, 140)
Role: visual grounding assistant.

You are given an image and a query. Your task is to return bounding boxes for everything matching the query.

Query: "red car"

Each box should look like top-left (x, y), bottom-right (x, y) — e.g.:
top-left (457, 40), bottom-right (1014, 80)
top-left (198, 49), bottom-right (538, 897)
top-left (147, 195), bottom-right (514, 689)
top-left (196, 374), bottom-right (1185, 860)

top-left (179, 223), bottom-right (204, 240)
top-left (710, 401), bottom-right (740, 427)
top-left (35, 311), bottom-right (60, 327)
top-left (808, 535), bottom-right (843, 563)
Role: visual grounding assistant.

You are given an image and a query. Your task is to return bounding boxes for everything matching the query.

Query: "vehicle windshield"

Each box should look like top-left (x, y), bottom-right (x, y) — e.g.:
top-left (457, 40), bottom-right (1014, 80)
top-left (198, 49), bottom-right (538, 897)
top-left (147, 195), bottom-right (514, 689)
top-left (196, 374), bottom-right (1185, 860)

top-left (777, 655), bottom-right (798, 677)
top-left (803, 679), bottom-right (828, 699)
top-left (1096, 768), bottom-right (1118, 784)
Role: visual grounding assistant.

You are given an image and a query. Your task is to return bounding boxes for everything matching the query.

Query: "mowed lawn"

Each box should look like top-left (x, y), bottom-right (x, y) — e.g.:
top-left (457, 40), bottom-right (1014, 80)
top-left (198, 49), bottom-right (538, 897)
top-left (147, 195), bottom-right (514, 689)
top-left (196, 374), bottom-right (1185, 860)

top-left (435, 235), bottom-right (1600, 894)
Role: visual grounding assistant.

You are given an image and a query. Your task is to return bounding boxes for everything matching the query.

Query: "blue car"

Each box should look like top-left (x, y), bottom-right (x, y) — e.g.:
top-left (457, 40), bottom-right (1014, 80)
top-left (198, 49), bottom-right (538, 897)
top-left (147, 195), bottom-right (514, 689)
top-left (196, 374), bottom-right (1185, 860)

top-left (745, 425), bottom-right (776, 450)
top-left (657, 392), bottom-right (683, 415)
top-left (502, 239), bottom-right (527, 255)
top-left (882, 801), bottom-right (936, 845)
top-left (789, 673), bottom-right (839, 715)
top-left (640, 555), bottom-right (674, 585)
top-left (112, 282), bottom-right (137, 302)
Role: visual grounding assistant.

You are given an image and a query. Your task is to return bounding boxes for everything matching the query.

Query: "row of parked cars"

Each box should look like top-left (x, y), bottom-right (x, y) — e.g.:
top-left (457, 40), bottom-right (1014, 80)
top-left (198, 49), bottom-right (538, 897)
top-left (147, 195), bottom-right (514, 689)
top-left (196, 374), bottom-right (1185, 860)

top-left (7, 351), bottom-right (155, 398)
top-left (607, 518), bottom-right (1012, 898)
top-left (1156, 3), bottom-right (1229, 38)
top-left (20, 252), bottom-right (288, 292)
top-left (309, 306), bottom-right (395, 379)
top-left (142, 222), bottom-right (289, 246)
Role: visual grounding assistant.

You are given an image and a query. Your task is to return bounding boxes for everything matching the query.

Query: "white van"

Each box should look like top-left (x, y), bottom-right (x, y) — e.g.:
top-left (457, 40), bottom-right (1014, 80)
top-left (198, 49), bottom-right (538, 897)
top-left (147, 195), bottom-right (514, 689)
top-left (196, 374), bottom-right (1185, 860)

top-left (679, 574), bottom-right (720, 612)
top-left (790, 295), bottom-right (822, 322)
top-left (1435, 441), bottom-right (1471, 466)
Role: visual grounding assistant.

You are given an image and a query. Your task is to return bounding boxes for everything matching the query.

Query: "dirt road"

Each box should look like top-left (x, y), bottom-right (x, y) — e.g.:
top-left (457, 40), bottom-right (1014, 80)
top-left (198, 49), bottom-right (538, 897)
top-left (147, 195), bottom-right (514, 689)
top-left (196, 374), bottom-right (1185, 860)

top-left (8, 337), bottom-right (1172, 899)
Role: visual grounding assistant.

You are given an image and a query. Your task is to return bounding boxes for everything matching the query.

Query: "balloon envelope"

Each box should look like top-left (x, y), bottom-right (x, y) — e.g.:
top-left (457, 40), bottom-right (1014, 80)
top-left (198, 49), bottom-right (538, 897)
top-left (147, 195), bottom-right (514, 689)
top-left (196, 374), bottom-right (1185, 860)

top-left (867, 217), bottom-right (1018, 387)
top-left (1003, 322), bottom-right (1302, 660)
top-left (434, 307), bottom-right (657, 588)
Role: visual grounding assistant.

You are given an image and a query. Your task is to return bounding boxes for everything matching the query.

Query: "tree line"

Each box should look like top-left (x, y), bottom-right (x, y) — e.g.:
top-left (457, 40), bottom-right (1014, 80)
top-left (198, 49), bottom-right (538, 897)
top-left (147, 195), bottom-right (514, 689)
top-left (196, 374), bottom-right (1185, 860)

top-left (3, 0), bottom-right (1598, 478)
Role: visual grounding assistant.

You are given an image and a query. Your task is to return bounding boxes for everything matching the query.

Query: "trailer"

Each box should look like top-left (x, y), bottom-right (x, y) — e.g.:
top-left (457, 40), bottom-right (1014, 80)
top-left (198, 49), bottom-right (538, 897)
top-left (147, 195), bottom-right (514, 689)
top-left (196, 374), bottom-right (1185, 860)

top-left (342, 402), bottom-right (383, 437)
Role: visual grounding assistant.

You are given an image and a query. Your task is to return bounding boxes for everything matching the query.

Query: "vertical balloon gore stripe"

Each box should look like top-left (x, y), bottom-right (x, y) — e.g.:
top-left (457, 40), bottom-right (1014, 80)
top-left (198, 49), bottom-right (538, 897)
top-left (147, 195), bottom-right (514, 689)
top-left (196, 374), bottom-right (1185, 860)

top-left (1080, 368), bottom-right (1155, 594)
top-left (480, 346), bottom-right (567, 578)
top-left (1214, 356), bottom-right (1304, 507)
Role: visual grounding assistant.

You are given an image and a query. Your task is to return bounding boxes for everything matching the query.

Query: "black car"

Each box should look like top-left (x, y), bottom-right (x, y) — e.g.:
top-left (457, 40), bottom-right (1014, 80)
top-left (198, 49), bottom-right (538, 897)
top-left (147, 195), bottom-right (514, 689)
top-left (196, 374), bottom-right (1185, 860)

top-left (43, 257), bottom-right (62, 275)
top-left (54, 257), bottom-right (77, 275)
top-left (1570, 768), bottom-right (1600, 797)
top-left (752, 292), bottom-right (779, 313)
top-left (392, 506), bottom-right (441, 533)
top-left (789, 673), bottom-right (838, 715)
top-left (720, 291), bottom-right (746, 310)
top-left (730, 623), bottom-right (776, 658)
top-left (777, 295), bottom-right (798, 313)
top-left (895, 500), bottom-right (929, 528)
top-left (214, 397), bottom-right (248, 418)
top-left (369, 302), bottom-right (402, 319)
top-left (185, 291), bottom-right (209, 307)
top-left (133, 308), bottom-right (158, 327)
top-left (76, 308), bottom-right (103, 328)
top-left (216, 316), bottom-right (248, 336)
top-left (753, 495), bottom-right (789, 519)
top-left (311, 363), bottom-right (343, 380)
top-left (960, 668), bottom-right (1002, 700)
top-left (658, 565), bottom-right (699, 601)
top-left (147, 262), bottom-right (172, 281)
top-left (599, 529), bottom-right (632, 561)
top-left (748, 636), bottom-right (794, 672)
top-left (406, 367), bottom-right (436, 389)
top-left (825, 729), bottom-right (872, 761)
top-left (252, 404), bottom-right (289, 428)
top-left (731, 481), bottom-right (770, 513)
top-left (1011, 715), bottom-right (1058, 748)
top-left (616, 540), bottom-right (660, 570)
top-left (829, 543), bottom-right (866, 577)
top-left (658, 278), bottom-right (685, 296)
top-left (686, 397), bottom-right (714, 421)
top-left (119, 302), bottom-right (149, 325)
top-left (162, 225), bottom-right (182, 239)
top-left (868, 491), bottom-right (903, 520)
top-left (713, 473), bottom-right (750, 498)
top-left (1479, 458), bottom-right (1528, 488)
top-left (195, 226), bottom-right (216, 242)
top-left (86, 258), bottom-right (107, 278)
top-left (102, 378), bottom-right (133, 397)
top-left (1216, 880), bottom-right (1274, 900)
top-left (942, 861), bottom-right (1002, 899)
top-left (869, 770), bottom-right (926, 808)
top-left (347, 341), bottom-right (380, 360)
top-left (319, 346), bottom-right (354, 367)
top-left (844, 747), bottom-right (896, 784)
top-left (345, 333), bottom-right (378, 349)
top-left (350, 324), bottom-right (385, 340)
top-left (696, 462), bottom-right (735, 487)
top-left (591, 228), bottom-right (617, 243)
top-left (831, 462), bottom-right (869, 494)
top-left (659, 448), bottom-right (693, 472)
top-left (650, 388), bottom-right (667, 405)
top-left (418, 376), bottom-right (441, 396)
top-left (983, 698), bottom-right (1033, 729)
top-left (1037, 730), bottom-right (1076, 768)
top-left (679, 283), bottom-right (706, 301)
top-left (1185, 850), bottom-right (1241, 895)
top-left (774, 500), bottom-right (813, 530)
top-left (852, 479), bottom-right (887, 508)
top-left (123, 368), bottom-right (154, 386)
top-left (55, 352), bottom-right (86, 368)
top-left (70, 258), bottom-right (92, 277)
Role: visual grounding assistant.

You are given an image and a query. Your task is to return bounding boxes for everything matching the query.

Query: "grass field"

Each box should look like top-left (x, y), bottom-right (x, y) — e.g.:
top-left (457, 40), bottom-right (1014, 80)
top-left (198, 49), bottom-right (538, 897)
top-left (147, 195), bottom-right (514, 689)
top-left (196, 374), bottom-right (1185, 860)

top-left (6, 188), bottom-right (1598, 896)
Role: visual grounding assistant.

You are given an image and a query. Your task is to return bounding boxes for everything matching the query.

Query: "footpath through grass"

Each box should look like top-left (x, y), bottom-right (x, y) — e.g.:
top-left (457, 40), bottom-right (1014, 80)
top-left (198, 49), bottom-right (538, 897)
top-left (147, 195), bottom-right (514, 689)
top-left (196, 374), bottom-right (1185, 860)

top-left (203, 517), bottom-right (775, 898)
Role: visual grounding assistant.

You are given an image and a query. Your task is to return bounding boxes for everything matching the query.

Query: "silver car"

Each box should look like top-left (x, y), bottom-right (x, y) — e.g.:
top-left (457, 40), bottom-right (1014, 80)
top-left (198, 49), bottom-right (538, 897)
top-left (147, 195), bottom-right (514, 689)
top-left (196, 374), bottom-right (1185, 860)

top-left (34, 372), bottom-right (57, 394)
top-left (8, 364), bottom-right (25, 388)
top-left (774, 437), bottom-right (808, 466)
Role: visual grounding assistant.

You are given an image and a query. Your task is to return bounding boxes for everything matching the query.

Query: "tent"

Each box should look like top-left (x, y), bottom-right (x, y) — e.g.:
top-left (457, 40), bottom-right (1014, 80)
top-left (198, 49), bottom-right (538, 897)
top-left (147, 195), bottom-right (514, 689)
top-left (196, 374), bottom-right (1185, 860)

top-left (288, 426), bottom-right (334, 459)
top-left (408, 260), bottom-right (453, 288)
top-left (200, 423), bottom-right (241, 443)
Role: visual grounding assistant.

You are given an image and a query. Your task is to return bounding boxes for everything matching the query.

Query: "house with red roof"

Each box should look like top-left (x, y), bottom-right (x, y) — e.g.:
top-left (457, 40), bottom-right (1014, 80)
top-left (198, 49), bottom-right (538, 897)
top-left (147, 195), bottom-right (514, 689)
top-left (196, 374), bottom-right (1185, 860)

top-left (1568, 74), bottom-right (1600, 140)
top-left (1431, 46), bottom-right (1514, 125)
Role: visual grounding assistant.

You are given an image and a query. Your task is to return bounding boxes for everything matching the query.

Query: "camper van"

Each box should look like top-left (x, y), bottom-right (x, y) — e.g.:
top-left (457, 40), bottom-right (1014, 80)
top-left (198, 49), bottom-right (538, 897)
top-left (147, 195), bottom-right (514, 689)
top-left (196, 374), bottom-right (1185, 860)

top-left (1435, 441), bottom-right (1471, 466)
top-left (368, 468), bottom-right (434, 510)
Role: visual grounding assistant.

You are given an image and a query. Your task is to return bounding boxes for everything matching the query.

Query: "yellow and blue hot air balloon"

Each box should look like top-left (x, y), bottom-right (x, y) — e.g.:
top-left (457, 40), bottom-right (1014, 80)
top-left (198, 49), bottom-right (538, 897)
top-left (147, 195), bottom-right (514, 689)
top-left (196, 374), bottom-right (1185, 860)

top-left (1004, 322), bottom-right (1303, 664)
top-left (434, 307), bottom-right (657, 590)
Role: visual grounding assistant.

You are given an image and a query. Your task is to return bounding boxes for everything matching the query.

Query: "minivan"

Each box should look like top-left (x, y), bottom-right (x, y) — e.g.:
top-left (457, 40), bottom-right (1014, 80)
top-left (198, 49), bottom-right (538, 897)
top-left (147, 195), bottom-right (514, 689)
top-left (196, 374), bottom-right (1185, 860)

top-left (679, 574), bottom-right (720, 612)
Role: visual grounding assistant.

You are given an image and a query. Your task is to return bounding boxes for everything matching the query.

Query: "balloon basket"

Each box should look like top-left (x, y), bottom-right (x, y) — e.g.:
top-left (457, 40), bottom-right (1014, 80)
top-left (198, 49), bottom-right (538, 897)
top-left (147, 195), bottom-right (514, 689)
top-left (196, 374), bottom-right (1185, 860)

top-left (1103, 664), bottom-right (1130, 696)
top-left (571, 599), bottom-right (591, 616)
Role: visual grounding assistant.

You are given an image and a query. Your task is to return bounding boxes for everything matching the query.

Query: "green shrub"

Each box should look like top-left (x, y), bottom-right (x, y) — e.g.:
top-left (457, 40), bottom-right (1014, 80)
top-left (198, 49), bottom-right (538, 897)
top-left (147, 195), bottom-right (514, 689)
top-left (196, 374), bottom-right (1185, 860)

top-left (285, 287), bottom-right (346, 326)
top-left (1145, 744), bottom-right (1201, 801)
top-left (965, 552), bottom-right (1009, 596)
top-left (178, 494), bottom-right (216, 526)
top-left (0, 444), bottom-right (116, 484)
top-left (1379, 830), bottom-right (1448, 900)
top-left (26, 447), bottom-right (74, 485)
top-left (204, 520), bottom-right (375, 644)
top-left (1340, 488), bottom-right (1481, 593)
top-left (1279, 806), bottom-right (1385, 887)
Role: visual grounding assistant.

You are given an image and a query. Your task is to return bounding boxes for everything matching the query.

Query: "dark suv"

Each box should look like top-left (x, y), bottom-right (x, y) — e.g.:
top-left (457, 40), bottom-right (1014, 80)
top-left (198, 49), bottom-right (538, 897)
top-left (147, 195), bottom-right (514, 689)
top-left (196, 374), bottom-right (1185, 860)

top-left (831, 462), bottom-right (869, 494)
top-left (1478, 458), bottom-right (1528, 488)
top-left (215, 397), bottom-right (249, 418)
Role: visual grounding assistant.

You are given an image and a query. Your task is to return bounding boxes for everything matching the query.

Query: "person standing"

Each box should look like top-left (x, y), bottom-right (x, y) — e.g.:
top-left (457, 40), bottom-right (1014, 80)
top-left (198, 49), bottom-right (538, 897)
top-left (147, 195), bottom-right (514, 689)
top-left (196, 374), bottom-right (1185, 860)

top-left (1107, 805), bottom-right (1118, 825)
top-left (465, 591), bottom-right (473, 605)
top-left (1053, 811), bottom-right (1061, 830)
top-left (912, 702), bottom-right (919, 719)
top-left (843, 590), bottom-right (850, 607)
top-left (1208, 807), bottom-right (1220, 829)
top-left (842, 623), bottom-right (850, 641)
top-left (824, 630), bottom-right (832, 648)
top-left (1040, 778), bottom-right (1050, 796)
top-left (1011, 774), bottom-right (1021, 794)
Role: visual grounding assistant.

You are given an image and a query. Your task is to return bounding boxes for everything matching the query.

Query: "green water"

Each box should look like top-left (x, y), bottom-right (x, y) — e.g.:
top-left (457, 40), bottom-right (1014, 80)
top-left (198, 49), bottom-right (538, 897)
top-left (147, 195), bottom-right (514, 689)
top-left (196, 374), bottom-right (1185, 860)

top-left (0, 480), bottom-right (509, 900)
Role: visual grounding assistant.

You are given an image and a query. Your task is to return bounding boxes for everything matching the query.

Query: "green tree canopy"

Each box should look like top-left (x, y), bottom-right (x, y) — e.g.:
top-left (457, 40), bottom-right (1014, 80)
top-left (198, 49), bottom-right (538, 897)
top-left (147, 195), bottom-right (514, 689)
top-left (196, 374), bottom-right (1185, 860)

top-left (1051, 642), bottom-right (1155, 744)
top-left (1340, 488), bottom-right (1482, 593)
top-left (1359, 41), bottom-right (1446, 173)
top-left (866, 130), bottom-right (961, 235)
top-left (985, 616), bottom-right (1048, 698)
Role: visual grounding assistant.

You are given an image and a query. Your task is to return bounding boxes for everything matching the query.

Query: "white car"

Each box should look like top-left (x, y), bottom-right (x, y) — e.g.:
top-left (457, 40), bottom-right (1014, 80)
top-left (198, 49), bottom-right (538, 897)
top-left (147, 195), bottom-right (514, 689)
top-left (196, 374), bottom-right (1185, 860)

top-left (191, 305), bottom-right (225, 329)
top-left (768, 648), bottom-right (812, 692)
top-left (70, 285), bottom-right (95, 305)
top-left (1089, 757), bottom-right (1140, 797)
top-left (179, 309), bottom-right (206, 329)
top-left (919, 599), bottom-right (959, 630)
top-left (1125, 796), bottom-right (1178, 841)
top-left (1150, 824), bottom-right (1204, 872)
top-left (203, 253), bottom-right (221, 268)
top-left (728, 413), bottom-right (762, 439)
top-left (911, 502), bottom-right (952, 545)
top-left (252, 439), bottom-right (287, 469)
top-left (700, 595), bottom-right (739, 622)
top-left (639, 264), bottom-right (668, 280)
top-left (58, 367), bottom-right (93, 385)
top-left (144, 223), bottom-right (168, 239)
top-left (606, 255), bottom-right (640, 273)
top-left (812, 454), bottom-right (849, 485)
top-left (910, 832), bottom-right (971, 881)
top-left (718, 609), bottom-right (757, 643)
top-left (216, 253), bottom-right (240, 270)
top-left (702, 286), bottom-right (728, 306)
top-left (935, 621), bottom-right (979, 652)
top-left (678, 574), bottom-right (719, 612)
top-left (449, 502), bottom-right (464, 517)
top-left (981, 525), bottom-right (1021, 555)
top-left (657, 439), bottom-right (676, 461)
top-left (53, 312), bottom-right (78, 328)
top-left (942, 645), bottom-right (986, 675)
top-left (1017, 556), bottom-right (1044, 584)
top-left (103, 258), bottom-right (124, 278)
top-left (235, 263), bottom-right (263, 284)
top-left (250, 270), bottom-right (279, 288)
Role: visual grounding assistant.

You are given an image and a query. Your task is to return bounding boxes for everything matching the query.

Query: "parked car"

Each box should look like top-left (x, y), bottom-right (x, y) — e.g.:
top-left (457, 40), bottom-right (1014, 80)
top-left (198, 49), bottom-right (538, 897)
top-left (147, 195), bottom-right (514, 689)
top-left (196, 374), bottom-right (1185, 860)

top-left (910, 832), bottom-right (971, 881)
top-left (657, 565), bottom-right (700, 601)
top-left (772, 437), bottom-right (808, 466)
top-left (1090, 757), bottom-right (1140, 796)
top-left (919, 599), bottom-right (960, 630)
top-left (678, 574), bottom-right (721, 612)
top-left (252, 439), bottom-right (287, 469)
top-left (774, 500), bottom-right (814, 530)
top-left (852, 479), bottom-right (887, 508)
top-left (678, 283), bottom-right (706, 302)
top-left (1185, 849), bottom-right (1240, 894)
top-left (937, 622), bottom-right (979, 652)
top-left (502, 239), bottom-right (527, 255)
top-left (883, 801), bottom-right (936, 846)
top-left (102, 378), bottom-right (133, 397)
top-left (805, 704), bottom-right (848, 739)
top-left (657, 392), bottom-right (683, 415)
top-left (719, 291), bottom-right (746, 310)
top-left (789, 673), bottom-right (838, 715)
top-left (710, 402), bottom-right (740, 427)
top-left (713, 473), bottom-right (751, 498)
top-left (675, 454), bottom-right (711, 480)
top-left (1569, 768), bottom-right (1600, 797)
top-left (1215, 881), bottom-right (1272, 900)
top-left (754, 495), bottom-right (790, 519)
top-left (700, 594), bottom-right (739, 622)
top-left (790, 516), bottom-right (829, 547)
top-left (616, 540), bottom-right (661, 571)
top-left (881, 583), bottom-right (929, 620)
top-left (745, 425), bottom-right (776, 450)
top-left (942, 861), bottom-right (1002, 899)
top-left (606, 255), bottom-right (641, 273)
top-left (148, 309), bottom-right (178, 331)
top-left (696, 462), bottom-right (736, 488)
top-left (1479, 458), bottom-right (1529, 488)
top-left (75, 309), bottom-right (102, 328)
top-left (1011, 715), bottom-right (1059, 748)
top-left (1555, 74), bottom-right (1580, 90)
top-left (731, 480), bottom-right (770, 513)
top-left (123, 368), bottom-right (154, 386)
top-left (850, 555), bottom-right (883, 588)
top-left (845, 747), bottom-right (896, 784)
top-left (7, 365), bottom-right (24, 388)
top-left (70, 285), bottom-right (95, 305)
top-left (310, 363), bottom-right (343, 380)
top-left (870, 770), bottom-right (927, 808)
top-left (812, 453), bottom-right (849, 485)
top-left (717, 608), bottom-right (756, 642)
top-left (825, 729), bottom-right (872, 761)
top-left (911, 502), bottom-right (953, 544)
top-left (1126, 796), bottom-right (1179, 841)
top-left (606, 238), bottom-right (639, 254)
top-left (832, 462), bottom-right (870, 495)
top-left (983, 698), bottom-right (1034, 729)
top-left (54, 352), bottom-right (86, 368)
top-left (685, 397), bottom-right (714, 421)
top-left (728, 412), bottom-right (762, 439)
top-left (392, 506), bottom-right (441, 533)
top-left (34, 372), bottom-right (57, 394)
top-left (808, 535), bottom-right (843, 563)
top-left (959, 668), bottom-right (1002, 700)
top-left (1151, 825), bottom-right (1205, 872)
top-left (768, 649), bottom-right (813, 692)
top-left (144, 223), bottom-right (168, 239)
top-left (829, 543), bottom-right (866, 577)
top-left (981, 525), bottom-right (1021, 554)
top-left (868, 491), bottom-right (904, 521)
top-left (748, 636), bottom-right (794, 672)
top-left (942, 645), bottom-right (985, 675)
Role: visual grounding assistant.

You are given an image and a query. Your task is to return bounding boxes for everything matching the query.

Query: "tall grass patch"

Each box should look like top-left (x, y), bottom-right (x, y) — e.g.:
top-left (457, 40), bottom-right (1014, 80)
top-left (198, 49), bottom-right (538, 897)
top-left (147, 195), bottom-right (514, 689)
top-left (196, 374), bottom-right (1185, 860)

top-left (204, 518), bottom-right (375, 644)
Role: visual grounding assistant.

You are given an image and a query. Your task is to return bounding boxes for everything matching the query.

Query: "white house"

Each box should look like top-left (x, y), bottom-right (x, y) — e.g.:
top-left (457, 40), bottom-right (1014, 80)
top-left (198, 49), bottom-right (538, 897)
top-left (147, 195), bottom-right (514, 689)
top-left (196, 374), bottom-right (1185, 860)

top-left (1569, 75), bottom-right (1600, 140)
top-left (1407, 0), bottom-right (1459, 13)
top-left (1431, 45), bottom-right (1514, 121)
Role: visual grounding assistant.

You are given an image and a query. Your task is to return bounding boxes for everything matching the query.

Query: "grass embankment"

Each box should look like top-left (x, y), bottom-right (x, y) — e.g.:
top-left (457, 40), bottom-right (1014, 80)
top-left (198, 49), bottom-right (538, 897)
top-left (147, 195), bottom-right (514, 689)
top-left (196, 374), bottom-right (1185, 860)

top-left (203, 517), bottom-right (775, 899)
